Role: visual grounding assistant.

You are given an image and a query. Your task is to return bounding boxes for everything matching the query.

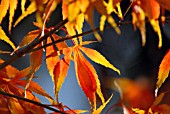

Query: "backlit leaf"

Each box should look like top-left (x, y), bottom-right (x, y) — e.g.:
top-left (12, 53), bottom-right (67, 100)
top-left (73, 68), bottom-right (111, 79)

top-left (156, 50), bottom-right (170, 90)
top-left (156, 0), bottom-right (170, 11)
top-left (92, 94), bottom-right (113, 114)
top-left (53, 56), bottom-right (70, 101)
top-left (14, 1), bottom-right (37, 27)
top-left (80, 46), bottom-right (120, 74)
top-left (0, 59), bottom-right (19, 78)
top-left (9, 0), bottom-right (18, 32)
top-left (46, 37), bottom-right (60, 81)
top-left (19, 30), bottom-right (40, 48)
top-left (0, 0), bottom-right (9, 23)
top-left (74, 46), bottom-right (105, 110)
top-left (0, 27), bottom-right (16, 49)
top-left (8, 98), bottom-right (25, 114)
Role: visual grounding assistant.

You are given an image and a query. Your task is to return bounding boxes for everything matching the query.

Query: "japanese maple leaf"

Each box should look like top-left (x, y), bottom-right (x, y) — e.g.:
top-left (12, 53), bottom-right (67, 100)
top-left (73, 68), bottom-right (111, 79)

top-left (132, 0), bottom-right (162, 48)
top-left (62, 0), bottom-right (121, 42)
top-left (52, 45), bottom-right (120, 111)
top-left (0, 60), bottom-right (53, 113)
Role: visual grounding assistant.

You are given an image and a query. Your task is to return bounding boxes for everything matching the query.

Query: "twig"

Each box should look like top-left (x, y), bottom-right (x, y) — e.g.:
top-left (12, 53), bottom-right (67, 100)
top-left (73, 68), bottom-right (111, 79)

top-left (0, 90), bottom-right (66, 114)
top-left (0, 18), bottom-right (68, 70)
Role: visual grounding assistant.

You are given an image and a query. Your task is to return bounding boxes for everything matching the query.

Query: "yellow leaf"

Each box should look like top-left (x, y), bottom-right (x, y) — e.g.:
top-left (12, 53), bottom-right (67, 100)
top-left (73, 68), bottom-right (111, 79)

top-left (92, 94), bottom-right (113, 114)
top-left (0, 26), bottom-right (16, 49)
top-left (132, 5), bottom-right (146, 46)
top-left (156, 50), bottom-right (170, 90)
top-left (0, 0), bottom-right (9, 23)
top-left (75, 13), bottom-right (84, 45)
top-left (14, 1), bottom-right (37, 27)
top-left (68, 1), bottom-right (80, 22)
top-left (150, 19), bottom-right (162, 48)
top-left (132, 108), bottom-right (145, 114)
top-left (9, 0), bottom-right (18, 32)
top-left (100, 15), bottom-right (107, 31)
top-left (107, 16), bottom-right (121, 34)
top-left (79, 0), bottom-right (89, 13)
top-left (43, 0), bottom-right (59, 23)
top-left (80, 46), bottom-right (120, 74)
top-left (21, 0), bottom-right (26, 13)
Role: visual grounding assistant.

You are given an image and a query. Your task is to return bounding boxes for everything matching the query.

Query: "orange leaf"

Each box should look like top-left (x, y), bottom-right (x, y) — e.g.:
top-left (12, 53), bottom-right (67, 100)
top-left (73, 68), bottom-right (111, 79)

top-left (43, 0), bottom-right (59, 23)
top-left (0, 59), bottom-right (19, 78)
top-left (80, 46), bottom-right (120, 74)
top-left (19, 30), bottom-right (40, 48)
top-left (8, 98), bottom-right (25, 114)
top-left (140, 0), bottom-right (160, 20)
top-left (46, 37), bottom-right (60, 81)
top-left (156, 0), bottom-right (170, 11)
top-left (21, 91), bottom-right (46, 114)
top-left (74, 48), bottom-right (96, 110)
top-left (74, 47), bottom-right (105, 110)
top-left (152, 104), bottom-right (170, 114)
top-left (156, 50), bottom-right (170, 90)
top-left (9, 0), bottom-right (18, 32)
top-left (114, 78), bottom-right (154, 109)
top-left (0, 0), bottom-right (9, 23)
top-left (152, 92), bottom-right (165, 108)
top-left (53, 56), bottom-right (70, 101)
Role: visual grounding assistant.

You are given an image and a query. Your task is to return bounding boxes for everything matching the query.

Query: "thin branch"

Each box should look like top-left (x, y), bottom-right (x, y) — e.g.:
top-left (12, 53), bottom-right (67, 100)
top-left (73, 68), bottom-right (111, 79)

top-left (27, 21), bottom-right (132, 53)
top-left (0, 18), bottom-right (68, 70)
top-left (0, 90), bottom-right (66, 114)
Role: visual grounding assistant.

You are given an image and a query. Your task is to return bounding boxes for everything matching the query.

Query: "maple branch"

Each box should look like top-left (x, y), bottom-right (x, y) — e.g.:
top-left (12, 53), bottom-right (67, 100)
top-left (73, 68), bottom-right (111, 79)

top-left (0, 90), bottom-right (66, 114)
top-left (0, 18), bottom-right (68, 70)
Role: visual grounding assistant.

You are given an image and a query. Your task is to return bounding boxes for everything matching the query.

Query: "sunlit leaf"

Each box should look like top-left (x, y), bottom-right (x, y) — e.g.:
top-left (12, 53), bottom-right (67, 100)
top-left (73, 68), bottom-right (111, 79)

top-left (156, 50), bottom-right (170, 90)
top-left (8, 98), bottom-right (25, 114)
top-left (0, 59), bottom-right (19, 78)
top-left (75, 13), bottom-right (84, 45)
top-left (19, 30), bottom-right (40, 48)
top-left (0, 27), bottom-right (16, 49)
top-left (21, 0), bottom-right (26, 13)
top-left (132, 4), bottom-right (146, 46)
top-left (43, 0), bottom-right (59, 23)
top-left (46, 37), bottom-right (60, 81)
top-left (156, 0), bottom-right (170, 11)
top-left (53, 56), bottom-right (70, 101)
top-left (74, 46), bottom-right (105, 110)
top-left (80, 46), bottom-right (120, 74)
top-left (9, 0), bottom-right (18, 32)
top-left (14, 1), bottom-right (37, 27)
top-left (132, 108), bottom-right (145, 114)
top-left (0, 0), bottom-right (9, 23)
top-left (92, 94), bottom-right (113, 114)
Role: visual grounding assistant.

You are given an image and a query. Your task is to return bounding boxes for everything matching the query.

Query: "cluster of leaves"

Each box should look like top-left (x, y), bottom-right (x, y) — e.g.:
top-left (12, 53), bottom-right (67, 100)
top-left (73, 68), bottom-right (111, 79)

top-left (0, 0), bottom-right (170, 114)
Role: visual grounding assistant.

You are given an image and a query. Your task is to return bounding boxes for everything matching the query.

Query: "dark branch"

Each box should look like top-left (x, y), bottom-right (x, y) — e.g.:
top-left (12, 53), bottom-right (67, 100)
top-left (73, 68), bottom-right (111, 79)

top-left (0, 18), bottom-right (68, 70)
top-left (0, 90), bottom-right (66, 114)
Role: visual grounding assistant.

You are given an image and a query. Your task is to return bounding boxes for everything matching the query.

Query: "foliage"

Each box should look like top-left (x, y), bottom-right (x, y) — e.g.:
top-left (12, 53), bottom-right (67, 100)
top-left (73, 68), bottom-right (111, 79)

top-left (0, 0), bottom-right (170, 114)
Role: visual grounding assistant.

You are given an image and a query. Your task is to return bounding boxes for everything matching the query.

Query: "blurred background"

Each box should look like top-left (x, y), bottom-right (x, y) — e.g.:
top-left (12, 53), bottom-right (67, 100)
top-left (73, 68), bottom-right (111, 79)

top-left (0, 0), bottom-right (170, 113)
